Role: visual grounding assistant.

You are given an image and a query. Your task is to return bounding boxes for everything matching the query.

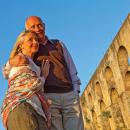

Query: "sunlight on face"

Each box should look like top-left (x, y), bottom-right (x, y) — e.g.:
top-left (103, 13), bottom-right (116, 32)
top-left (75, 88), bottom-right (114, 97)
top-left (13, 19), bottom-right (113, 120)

top-left (26, 17), bottom-right (45, 39)
top-left (22, 32), bottom-right (39, 55)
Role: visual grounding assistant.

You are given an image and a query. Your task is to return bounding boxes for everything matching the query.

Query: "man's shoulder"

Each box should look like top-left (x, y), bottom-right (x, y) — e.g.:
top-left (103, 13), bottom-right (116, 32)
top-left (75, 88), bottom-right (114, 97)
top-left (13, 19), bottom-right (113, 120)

top-left (49, 39), bottom-right (65, 53)
top-left (49, 39), bottom-right (60, 44)
top-left (49, 39), bottom-right (65, 48)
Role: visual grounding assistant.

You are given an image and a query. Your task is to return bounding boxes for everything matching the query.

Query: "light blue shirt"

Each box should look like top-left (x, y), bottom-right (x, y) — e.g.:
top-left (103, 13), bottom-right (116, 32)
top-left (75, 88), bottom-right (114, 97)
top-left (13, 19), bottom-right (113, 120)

top-left (56, 40), bottom-right (81, 92)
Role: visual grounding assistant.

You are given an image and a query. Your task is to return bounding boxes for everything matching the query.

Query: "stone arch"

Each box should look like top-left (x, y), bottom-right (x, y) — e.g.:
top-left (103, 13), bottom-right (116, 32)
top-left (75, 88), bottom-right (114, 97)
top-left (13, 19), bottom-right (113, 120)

top-left (117, 46), bottom-right (128, 73)
top-left (81, 95), bottom-right (88, 120)
top-left (110, 88), bottom-right (125, 128)
top-left (105, 66), bottom-right (113, 83)
top-left (95, 81), bottom-right (103, 99)
top-left (104, 66), bottom-right (115, 90)
top-left (125, 71), bottom-right (130, 91)
top-left (81, 94), bottom-right (86, 106)
top-left (100, 100), bottom-right (111, 129)
top-left (110, 88), bottom-right (119, 104)
top-left (88, 93), bottom-right (92, 105)
top-left (100, 100), bottom-right (106, 112)
top-left (92, 110), bottom-right (97, 122)
top-left (92, 110), bottom-right (98, 129)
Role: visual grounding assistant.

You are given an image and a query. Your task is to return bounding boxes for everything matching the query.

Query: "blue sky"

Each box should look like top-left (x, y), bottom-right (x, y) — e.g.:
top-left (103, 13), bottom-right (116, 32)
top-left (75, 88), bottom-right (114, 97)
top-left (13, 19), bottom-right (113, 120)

top-left (0, 0), bottom-right (130, 129)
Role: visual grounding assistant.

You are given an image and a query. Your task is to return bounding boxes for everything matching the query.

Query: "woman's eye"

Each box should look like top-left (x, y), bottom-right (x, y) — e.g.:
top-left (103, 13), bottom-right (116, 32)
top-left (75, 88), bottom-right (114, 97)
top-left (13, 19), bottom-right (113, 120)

top-left (29, 38), bottom-right (33, 41)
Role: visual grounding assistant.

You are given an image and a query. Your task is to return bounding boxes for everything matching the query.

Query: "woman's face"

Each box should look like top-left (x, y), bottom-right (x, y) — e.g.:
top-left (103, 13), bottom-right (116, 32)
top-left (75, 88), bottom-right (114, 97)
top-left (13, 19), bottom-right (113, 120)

top-left (22, 32), bottom-right (39, 55)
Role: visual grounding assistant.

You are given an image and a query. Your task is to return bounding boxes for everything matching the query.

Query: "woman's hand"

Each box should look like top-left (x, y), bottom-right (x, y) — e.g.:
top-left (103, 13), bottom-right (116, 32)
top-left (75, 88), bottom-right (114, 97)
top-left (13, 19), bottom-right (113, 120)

top-left (41, 60), bottom-right (50, 79)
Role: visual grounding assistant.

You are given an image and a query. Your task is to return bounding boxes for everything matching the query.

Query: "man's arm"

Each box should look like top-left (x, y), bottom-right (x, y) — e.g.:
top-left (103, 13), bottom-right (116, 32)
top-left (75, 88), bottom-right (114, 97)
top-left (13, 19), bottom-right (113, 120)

top-left (60, 41), bottom-right (81, 93)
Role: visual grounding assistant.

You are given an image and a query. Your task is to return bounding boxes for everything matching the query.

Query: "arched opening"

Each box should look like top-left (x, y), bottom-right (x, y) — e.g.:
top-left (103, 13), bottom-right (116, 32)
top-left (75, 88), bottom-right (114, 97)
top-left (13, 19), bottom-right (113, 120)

top-left (110, 88), bottom-right (125, 128)
top-left (81, 95), bottom-right (86, 106)
top-left (92, 111), bottom-right (97, 122)
top-left (117, 46), bottom-right (128, 73)
top-left (105, 66), bottom-right (113, 82)
top-left (100, 100), bottom-right (106, 112)
top-left (105, 66), bottom-right (115, 89)
top-left (88, 93), bottom-right (92, 105)
top-left (95, 82), bottom-right (103, 99)
top-left (125, 71), bottom-right (130, 91)
top-left (110, 88), bottom-right (119, 104)
top-left (92, 110), bottom-right (98, 129)
top-left (100, 100), bottom-right (111, 129)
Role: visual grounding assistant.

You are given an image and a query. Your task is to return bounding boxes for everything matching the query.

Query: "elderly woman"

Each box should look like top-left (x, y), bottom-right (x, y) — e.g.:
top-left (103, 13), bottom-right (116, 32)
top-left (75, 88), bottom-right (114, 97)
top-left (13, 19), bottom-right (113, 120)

top-left (2, 31), bottom-right (51, 130)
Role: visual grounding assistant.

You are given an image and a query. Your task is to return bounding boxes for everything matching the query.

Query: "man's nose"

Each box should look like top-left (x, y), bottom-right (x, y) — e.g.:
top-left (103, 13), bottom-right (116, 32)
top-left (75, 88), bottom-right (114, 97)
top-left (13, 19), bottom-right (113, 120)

top-left (35, 25), bottom-right (40, 31)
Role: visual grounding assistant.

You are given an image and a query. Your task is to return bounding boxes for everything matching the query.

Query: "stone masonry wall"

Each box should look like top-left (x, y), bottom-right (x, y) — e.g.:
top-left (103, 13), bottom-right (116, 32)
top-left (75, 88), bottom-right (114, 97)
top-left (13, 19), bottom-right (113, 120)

top-left (80, 14), bottom-right (130, 130)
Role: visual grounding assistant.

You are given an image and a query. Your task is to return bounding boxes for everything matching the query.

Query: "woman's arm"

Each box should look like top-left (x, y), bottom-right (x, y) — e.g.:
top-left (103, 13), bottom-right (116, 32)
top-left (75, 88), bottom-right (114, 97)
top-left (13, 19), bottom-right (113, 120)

top-left (9, 53), bottom-right (29, 67)
top-left (2, 61), bottom-right (12, 79)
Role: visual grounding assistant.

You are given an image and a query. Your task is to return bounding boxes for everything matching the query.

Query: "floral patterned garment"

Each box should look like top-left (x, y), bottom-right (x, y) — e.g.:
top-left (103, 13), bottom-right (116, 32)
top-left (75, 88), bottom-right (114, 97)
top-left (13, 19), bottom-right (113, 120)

top-left (1, 67), bottom-right (42, 128)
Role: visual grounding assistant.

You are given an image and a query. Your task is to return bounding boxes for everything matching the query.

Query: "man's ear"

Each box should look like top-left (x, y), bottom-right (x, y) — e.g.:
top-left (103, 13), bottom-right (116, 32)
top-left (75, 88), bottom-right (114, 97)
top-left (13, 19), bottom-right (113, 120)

top-left (25, 21), bottom-right (29, 30)
top-left (25, 24), bottom-right (29, 30)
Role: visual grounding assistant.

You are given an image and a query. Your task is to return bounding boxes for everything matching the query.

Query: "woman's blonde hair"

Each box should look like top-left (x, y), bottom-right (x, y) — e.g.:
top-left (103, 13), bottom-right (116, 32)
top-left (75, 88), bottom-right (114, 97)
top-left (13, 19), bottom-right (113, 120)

top-left (10, 30), bottom-right (35, 59)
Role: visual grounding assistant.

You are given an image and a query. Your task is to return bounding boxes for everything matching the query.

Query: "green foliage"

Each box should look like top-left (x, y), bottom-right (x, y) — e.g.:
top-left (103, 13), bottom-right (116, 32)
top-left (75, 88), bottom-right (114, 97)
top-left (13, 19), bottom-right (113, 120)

top-left (101, 111), bottom-right (112, 118)
top-left (86, 117), bottom-right (91, 123)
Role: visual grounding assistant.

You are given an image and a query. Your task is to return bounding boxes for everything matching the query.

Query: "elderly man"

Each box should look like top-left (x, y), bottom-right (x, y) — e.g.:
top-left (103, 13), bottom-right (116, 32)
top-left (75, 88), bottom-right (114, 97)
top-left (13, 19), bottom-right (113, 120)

top-left (25, 16), bottom-right (84, 130)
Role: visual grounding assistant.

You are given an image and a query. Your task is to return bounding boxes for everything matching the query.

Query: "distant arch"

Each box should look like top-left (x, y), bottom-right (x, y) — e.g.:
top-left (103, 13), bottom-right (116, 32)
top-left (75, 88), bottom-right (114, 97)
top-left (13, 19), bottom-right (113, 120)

top-left (104, 66), bottom-right (115, 89)
top-left (105, 66), bottom-right (113, 83)
top-left (110, 88), bottom-right (125, 128)
top-left (92, 110), bottom-right (98, 129)
top-left (110, 88), bottom-right (119, 104)
top-left (117, 46), bottom-right (128, 73)
top-left (92, 110), bottom-right (97, 122)
top-left (100, 100), bottom-right (106, 112)
top-left (125, 71), bottom-right (130, 91)
top-left (81, 95), bottom-right (86, 106)
top-left (95, 81), bottom-right (103, 98)
top-left (100, 100), bottom-right (111, 129)
top-left (88, 93), bottom-right (92, 104)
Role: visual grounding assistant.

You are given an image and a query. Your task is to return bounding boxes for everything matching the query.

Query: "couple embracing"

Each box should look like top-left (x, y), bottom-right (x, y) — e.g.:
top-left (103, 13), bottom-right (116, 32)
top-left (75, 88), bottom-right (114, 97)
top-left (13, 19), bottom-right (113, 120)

top-left (1, 16), bottom-right (84, 130)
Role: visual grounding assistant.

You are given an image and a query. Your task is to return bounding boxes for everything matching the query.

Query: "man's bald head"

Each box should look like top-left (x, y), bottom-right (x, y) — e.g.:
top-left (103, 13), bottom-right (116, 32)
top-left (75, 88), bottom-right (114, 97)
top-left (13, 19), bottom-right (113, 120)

top-left (25, 16), bottom-right (45, 42)
top-left (25, 16), bottom-right (44, 30)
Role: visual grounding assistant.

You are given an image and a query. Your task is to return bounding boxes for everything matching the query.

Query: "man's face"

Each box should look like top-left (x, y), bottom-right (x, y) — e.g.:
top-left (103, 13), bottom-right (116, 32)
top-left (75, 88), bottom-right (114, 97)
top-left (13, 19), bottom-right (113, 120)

top-left (25, 17), bottom-right (45, 39)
